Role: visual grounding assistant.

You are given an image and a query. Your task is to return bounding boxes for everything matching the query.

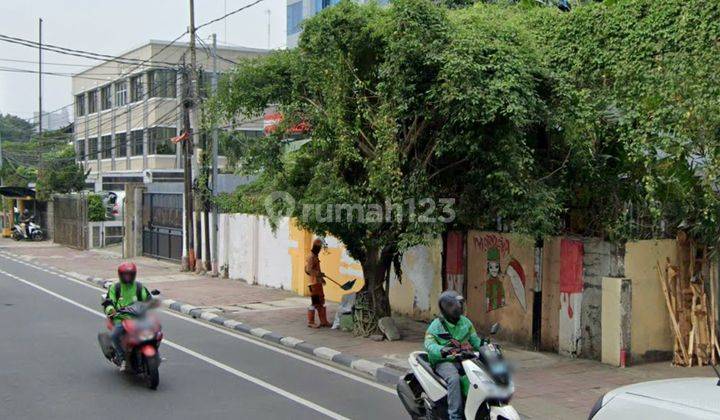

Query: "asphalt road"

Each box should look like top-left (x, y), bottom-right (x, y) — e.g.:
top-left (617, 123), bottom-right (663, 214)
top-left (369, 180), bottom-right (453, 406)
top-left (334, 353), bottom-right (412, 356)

top-left (0, 252), bottom-right (405, 420)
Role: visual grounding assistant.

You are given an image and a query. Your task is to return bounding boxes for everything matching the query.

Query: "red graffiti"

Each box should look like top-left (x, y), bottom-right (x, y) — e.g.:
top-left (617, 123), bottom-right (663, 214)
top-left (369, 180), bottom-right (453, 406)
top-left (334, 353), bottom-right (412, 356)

top-left (562, 292), bottom-right (575, 319)
top-left (473, 234), bottom-right (510, 257)
top-left (559, 239), bottom-right (583, 294)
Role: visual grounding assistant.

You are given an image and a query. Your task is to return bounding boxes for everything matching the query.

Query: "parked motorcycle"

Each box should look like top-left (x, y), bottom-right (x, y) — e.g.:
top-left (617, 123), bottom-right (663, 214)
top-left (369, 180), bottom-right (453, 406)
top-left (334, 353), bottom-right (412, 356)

top-left (12, 217), bottom-right (44, 241)
top-left (397, 323), bottom-right (519, 420)
top-left (97, 291), bottom-right (163, 390)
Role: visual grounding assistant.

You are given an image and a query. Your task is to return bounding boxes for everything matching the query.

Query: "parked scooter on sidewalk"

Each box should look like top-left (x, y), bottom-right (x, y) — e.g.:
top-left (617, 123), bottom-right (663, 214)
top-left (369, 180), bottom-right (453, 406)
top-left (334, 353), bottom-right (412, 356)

top-left (397, 323), bottom-right (519, 420)
top-left (12, 216), bottom-right (44, 241)
top-left (97, 290), bottom-right (164, 389)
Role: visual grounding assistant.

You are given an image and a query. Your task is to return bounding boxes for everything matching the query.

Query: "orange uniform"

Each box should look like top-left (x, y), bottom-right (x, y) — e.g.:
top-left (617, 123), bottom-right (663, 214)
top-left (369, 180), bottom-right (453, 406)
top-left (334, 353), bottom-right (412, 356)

top-left (305, 239), bottom-right (331, 328)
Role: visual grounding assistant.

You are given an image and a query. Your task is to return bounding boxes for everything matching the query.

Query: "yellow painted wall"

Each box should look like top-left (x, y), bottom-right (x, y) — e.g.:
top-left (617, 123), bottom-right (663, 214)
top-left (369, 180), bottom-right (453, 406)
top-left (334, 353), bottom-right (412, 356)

top-left (388, 239), bottom-right (443, 321)
top-left (287, 219), bottom-right (365, 302)
top-left (624, 239), bottom-right (677, 361)
top-left (601, 277), bottom-right (624, 366)
top-left (289, 220), bottom-right (312, 296)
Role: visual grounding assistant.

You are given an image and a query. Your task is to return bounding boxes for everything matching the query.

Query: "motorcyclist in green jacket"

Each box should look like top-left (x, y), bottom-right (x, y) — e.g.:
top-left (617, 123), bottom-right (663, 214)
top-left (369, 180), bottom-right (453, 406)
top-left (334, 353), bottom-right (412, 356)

top-left (424, 290), bottom-right (487, 420)
top-left (104, 262), bottom-right (151, 372)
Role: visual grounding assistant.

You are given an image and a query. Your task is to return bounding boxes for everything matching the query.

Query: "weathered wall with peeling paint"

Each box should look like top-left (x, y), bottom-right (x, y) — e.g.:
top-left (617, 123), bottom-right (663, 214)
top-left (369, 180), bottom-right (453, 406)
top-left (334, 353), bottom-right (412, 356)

top-left (541, 237), bottom-right (562, 352)
top-left (389, 239), bottom-right (443, 320)
top-left (579, 239), bottom-right (624, 360)
top-left (601, 277), bottom-right (632, 366)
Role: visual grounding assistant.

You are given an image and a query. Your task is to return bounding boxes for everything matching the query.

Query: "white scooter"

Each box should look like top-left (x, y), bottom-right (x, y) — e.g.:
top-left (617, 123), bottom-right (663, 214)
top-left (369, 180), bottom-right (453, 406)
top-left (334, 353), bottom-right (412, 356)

top-left (397, 323), bottom-right (519, 420)
top-left (12, 217), bottom-right (44, 241)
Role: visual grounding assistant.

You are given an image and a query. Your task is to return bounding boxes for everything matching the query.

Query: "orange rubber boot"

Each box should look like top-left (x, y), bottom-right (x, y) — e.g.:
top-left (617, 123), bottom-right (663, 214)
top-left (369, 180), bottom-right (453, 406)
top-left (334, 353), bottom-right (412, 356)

top-left (318, 306), bottom-right (332, 327)
top-left (307, 309), bottom-right (319, 328)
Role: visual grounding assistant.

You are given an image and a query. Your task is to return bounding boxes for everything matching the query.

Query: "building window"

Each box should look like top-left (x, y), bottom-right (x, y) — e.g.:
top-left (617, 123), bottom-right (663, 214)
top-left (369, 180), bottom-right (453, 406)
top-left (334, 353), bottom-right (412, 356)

top-left (149, 127), bottom-right (177, 155)
top-left (77, 139), bottom-right (85, 160)
top-left (75, 94), bottom-right (85, 117)
top-left (88, 90), bottom-right (98, 114)
top-left (131, 130), bottom-right (144, 156)
top-left (115, 81), bottom-right (127, 107)
top-left (287, 2), bottom-right (303, 35)
top-left (130, 75), bottom-right (144, 102)
top-left (101, 135), bottom-right (112, 159)
top-left (149, 70), bottom-right (176, 98)
top-left (100, 85), bottom-right (112, 110)
top-left (314, 0), bottom-right (339, 13)
top-left (88, 137), bottom-right (98, 159)
top-left (116, 133), bottom-right (127, 158)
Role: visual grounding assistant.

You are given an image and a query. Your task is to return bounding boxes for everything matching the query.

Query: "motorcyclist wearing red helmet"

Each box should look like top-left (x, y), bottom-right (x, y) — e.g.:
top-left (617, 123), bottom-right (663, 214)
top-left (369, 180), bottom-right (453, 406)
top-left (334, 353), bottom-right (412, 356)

top-left (104, 262), bottom-right (151, 371)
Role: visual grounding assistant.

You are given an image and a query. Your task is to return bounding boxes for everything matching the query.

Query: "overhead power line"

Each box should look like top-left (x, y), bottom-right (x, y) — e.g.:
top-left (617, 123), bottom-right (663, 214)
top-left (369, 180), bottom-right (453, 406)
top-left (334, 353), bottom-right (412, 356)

top-left (0, 66), bottom-right (122, 81)
top-left (196, 0), bottom-right (267, 30)
top-left (0, 34), bottom-right (178, 67)
top-left (0, 57), bottom-right (93, 67)
top-left (12, 32), bottom-right (189, 124)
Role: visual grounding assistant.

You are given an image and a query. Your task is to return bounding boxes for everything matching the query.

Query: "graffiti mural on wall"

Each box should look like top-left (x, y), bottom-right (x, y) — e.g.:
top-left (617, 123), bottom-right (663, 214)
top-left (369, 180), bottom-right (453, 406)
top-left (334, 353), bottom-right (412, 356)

top-left (445, 231), bottom-right (465, 294)
top-left (474, 234), bottom-right (528, 312)
top-left (559, 239), bottom-right (584, 319)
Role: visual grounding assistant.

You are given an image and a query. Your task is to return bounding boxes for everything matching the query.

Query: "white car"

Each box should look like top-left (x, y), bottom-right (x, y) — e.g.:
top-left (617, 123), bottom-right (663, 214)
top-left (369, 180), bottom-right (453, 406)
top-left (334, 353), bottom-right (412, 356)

top-left (589, 377), bottom-right (720, 419)
top-left (102, 191), bottom-right (125, 220)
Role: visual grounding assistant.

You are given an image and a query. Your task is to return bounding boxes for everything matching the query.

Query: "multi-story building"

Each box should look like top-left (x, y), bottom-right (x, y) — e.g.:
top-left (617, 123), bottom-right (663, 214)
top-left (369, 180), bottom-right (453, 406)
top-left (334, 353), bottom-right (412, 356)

top-left (72, 40), bottom-right (268, 192)
top-left (287, 0), bottom-right (378, 48)
top-left (33, 108), bottom-right (70, 132)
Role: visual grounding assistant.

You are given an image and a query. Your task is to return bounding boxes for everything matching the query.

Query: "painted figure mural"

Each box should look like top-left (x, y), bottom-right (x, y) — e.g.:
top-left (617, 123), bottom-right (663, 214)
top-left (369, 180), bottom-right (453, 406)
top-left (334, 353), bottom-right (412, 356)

top-left (485, 247), bottom-right (506, 311)
top-left (474, 234), bottom-right (528, 313)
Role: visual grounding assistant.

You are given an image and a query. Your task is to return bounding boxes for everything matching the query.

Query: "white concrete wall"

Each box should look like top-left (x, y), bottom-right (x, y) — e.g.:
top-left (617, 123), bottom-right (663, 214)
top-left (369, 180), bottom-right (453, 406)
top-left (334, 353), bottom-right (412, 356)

top-left (216, 214), bottom-right (294, 290)
top-left (559, 293), bottom-right (583, 356)
top-left (256, 217), bottom-right (295, 289)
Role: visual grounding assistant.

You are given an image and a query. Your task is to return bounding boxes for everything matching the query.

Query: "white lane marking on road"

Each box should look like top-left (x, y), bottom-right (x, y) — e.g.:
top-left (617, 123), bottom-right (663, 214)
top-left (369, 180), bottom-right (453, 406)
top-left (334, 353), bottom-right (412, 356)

top-left (0, 268), bottom-right (350, 420)
top-left (0, 251), bottom-right (396, 394)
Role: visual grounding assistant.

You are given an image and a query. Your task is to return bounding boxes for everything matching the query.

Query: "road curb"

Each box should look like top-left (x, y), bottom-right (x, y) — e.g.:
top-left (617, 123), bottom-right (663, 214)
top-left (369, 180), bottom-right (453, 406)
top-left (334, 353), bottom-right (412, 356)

top-left (0, 250), bottom-right (406, 386)
top-left (156, 297), bottom-right (405, 385)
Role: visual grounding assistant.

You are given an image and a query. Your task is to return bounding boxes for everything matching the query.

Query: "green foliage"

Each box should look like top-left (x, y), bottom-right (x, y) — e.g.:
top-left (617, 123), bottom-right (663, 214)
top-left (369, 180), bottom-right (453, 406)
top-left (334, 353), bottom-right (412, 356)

top-left (216, 0), bottom-right (571, 314)
top-left (87, 194), bottom-right (106, 222)
top-left (0, 165), bottom-right (36, 187)
top-left (529, 0), bottom-right (720, 243)
top-left (35, 144), bottom-right (88, 201)
top-left (215, 0), bottom-right (720, 315)
top-left (0, 114), bottom-right (33, 142)
top-left (214, 173), bottom-right (275, 214)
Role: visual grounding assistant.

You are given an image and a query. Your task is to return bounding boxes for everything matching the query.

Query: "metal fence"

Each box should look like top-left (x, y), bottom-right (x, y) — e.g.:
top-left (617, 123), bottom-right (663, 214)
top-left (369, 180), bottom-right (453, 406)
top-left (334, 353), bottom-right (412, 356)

top-left (142, 192), bottom-right (182, 261)
top-left (88, 220), bottom-right (124, 249)
top-left (53, 194), bottom-right (88, 250)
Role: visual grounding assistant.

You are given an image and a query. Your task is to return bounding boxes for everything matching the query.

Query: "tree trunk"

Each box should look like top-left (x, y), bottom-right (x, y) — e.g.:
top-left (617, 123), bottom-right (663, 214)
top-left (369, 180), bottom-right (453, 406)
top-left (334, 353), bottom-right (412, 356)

top-left (360, 244), bottom-right (393, 318)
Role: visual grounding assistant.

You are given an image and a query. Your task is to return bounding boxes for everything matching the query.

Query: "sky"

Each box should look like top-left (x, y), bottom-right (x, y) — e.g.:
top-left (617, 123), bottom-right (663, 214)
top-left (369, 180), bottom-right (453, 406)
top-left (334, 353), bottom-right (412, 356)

top-left (0, 0), bottom-right (286, 123)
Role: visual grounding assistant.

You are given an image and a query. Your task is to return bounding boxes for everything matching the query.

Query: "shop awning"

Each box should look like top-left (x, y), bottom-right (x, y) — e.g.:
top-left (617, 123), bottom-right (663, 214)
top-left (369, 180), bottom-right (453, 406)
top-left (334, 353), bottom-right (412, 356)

top-left (0, 187), bottom-right (35, 199)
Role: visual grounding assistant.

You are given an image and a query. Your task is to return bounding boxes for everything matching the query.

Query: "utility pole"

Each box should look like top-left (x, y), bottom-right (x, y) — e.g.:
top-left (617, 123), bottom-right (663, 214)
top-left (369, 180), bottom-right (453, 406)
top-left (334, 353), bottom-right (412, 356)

top-left (224, 0), bottom-right (229, 44)
top-left (266, 10), bottom-right (271, 49)
top-left (211, 33), bottom-right (219, 277)
top-left (181, 64), bottom-right (195, 272)
top-left (38, 18), bottom-right (43, 136)
top-left (189, 0), bottom-right (200, 271)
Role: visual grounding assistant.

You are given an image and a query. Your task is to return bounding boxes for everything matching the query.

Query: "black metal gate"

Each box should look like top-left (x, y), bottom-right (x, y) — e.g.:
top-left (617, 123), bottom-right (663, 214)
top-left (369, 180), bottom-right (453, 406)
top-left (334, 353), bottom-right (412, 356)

top-left (142, 193), bottom-right (182, 261)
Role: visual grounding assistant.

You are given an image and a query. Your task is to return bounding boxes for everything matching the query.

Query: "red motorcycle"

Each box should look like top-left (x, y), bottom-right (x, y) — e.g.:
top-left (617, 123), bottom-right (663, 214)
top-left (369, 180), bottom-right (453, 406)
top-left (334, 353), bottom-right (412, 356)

top-left (98, 295), bottom-right (164, 389)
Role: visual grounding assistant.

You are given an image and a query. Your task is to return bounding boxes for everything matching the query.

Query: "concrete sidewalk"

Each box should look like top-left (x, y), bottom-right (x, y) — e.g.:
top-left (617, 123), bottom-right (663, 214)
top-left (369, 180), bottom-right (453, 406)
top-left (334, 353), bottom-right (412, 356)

top-left (2, 239), bottom-right (716, 419)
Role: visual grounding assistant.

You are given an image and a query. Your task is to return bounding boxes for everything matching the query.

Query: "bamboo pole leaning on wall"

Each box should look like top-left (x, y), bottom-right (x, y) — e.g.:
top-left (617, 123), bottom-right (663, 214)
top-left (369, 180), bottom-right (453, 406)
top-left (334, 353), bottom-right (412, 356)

top-left (657, 242), bottom-right (720, 366)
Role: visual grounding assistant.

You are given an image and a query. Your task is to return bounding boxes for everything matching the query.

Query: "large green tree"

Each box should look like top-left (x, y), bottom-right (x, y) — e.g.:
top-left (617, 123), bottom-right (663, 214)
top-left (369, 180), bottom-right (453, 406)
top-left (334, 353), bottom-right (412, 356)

top-left (216, 0), bottom-right (571, 315)
top-left (530, 0), bottom-right (720, 243)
